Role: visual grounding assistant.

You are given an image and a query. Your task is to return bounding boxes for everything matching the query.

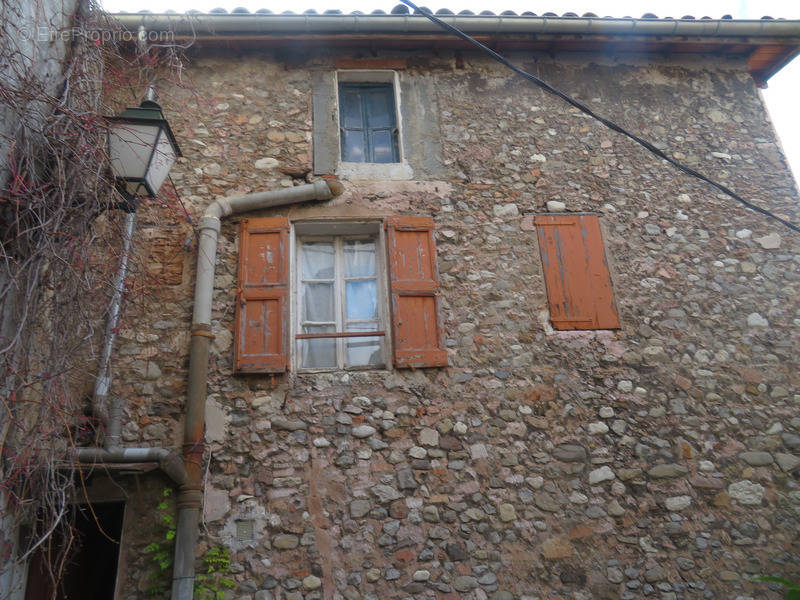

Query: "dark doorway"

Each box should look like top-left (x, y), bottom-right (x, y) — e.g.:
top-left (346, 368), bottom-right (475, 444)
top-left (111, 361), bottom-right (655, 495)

top-left (25, 502), bottom-right (125, 600)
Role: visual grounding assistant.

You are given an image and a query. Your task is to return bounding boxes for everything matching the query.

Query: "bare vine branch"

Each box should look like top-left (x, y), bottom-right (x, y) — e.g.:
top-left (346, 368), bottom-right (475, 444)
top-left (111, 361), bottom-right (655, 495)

top-left (0, 0), bottom-right (190, 594)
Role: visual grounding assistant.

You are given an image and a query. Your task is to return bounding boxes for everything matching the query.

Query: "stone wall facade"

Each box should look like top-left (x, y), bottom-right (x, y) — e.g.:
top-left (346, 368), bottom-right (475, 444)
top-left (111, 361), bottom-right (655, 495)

top-left (108, 47), bottom-right (799, 600)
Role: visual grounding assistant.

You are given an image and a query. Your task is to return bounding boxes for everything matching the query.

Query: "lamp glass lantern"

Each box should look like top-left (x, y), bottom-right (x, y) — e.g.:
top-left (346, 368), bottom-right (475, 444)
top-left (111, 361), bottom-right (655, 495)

top-left (107, 100), bottom-right (182, 198)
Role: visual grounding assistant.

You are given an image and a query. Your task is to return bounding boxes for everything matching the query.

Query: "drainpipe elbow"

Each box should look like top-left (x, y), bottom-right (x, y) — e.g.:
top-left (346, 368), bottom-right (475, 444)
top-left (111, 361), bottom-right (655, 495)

top-left (202, 200), bottom-right (224, 221)
top-left (322, 178), bottom-right (345, 198)
top-left (207, 196), bottom-right (233, 219)
top-left (160, 451), bottom-right (189, 487)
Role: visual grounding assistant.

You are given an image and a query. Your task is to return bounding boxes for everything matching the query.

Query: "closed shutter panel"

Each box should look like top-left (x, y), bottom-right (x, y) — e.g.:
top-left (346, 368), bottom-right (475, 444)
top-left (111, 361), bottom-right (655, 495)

top-left (534, 213), bottom-right (620, 330)
top-left (234, 217), bottom-right (290, 373)
top-left (386, 216), bottom-right (448, 368)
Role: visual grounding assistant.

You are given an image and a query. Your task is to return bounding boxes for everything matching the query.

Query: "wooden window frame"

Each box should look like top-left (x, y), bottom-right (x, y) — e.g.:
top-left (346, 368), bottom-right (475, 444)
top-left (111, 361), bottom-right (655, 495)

top-left (290, 222), bottom-right (391, 372)
top-left (332, 70), bottom-right (413, 181)
top-left (338, 82), bottom-right (400, 164)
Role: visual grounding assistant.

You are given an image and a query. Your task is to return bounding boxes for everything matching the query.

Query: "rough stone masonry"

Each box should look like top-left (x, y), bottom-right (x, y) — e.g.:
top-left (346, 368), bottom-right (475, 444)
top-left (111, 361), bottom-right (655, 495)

top-left (105, 41), bottom-right (798, 600)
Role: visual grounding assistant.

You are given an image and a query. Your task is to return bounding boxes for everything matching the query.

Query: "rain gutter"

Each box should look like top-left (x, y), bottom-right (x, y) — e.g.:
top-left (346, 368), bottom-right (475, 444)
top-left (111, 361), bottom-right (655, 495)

top-left (111, 13), bottom-right (800, 40)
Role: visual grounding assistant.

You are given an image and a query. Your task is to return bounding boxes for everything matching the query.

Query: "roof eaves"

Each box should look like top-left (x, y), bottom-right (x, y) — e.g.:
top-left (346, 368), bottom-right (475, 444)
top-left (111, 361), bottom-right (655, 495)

top-left (107, 10), bottom-right (800, 84)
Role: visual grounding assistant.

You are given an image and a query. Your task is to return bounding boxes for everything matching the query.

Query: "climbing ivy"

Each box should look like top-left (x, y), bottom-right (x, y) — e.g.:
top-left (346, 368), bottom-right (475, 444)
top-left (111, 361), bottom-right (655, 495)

top-left (752, 576), bottom-right (800, 600)
top-left (194, 545), bottom-right (235, 600)
top-left (144, 488), bottom-right (176, 597)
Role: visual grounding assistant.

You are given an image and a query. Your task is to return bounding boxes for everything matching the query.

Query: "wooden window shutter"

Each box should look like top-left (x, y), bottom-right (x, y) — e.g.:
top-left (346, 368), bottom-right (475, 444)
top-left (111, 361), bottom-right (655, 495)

top-left (385, 216), bottom-right (448, 368)
top-left (534, 213), bottom-right (620, 330)
top-left (234, 217), bottom-right (289, 373)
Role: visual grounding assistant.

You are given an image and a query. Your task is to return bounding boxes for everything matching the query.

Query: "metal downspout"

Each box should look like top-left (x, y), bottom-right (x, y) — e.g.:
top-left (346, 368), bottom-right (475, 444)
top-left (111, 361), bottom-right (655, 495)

top-left (93, 210), bottom-right (136, 450)
top-left (171, 179), bottom-right (343, 600)
top-left (76, 206), bottom-right (187, 484)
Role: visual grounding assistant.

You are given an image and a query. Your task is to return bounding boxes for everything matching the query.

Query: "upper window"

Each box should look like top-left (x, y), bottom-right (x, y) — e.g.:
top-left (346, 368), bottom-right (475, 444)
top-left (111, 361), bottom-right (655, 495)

top-left (338, 83), bottom-right (400, 164)
top-left (534, 213), bottom-right (620, 330)
top-left (312, 68), bottom-right (445, 179)
top-left (296, 231), bottom-right (387, 370)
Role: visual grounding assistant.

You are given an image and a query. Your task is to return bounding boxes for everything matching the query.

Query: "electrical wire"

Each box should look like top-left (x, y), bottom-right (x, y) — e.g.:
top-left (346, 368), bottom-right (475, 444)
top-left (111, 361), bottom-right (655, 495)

top-left (399, 0), bottom-right (800, 234)
top-left (168, 174), bottom-right (196, 227)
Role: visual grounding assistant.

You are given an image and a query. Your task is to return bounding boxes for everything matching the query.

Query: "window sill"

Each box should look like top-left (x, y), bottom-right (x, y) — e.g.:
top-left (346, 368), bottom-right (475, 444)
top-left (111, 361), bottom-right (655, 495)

top-left (336, 161), bottom-right (414, 181)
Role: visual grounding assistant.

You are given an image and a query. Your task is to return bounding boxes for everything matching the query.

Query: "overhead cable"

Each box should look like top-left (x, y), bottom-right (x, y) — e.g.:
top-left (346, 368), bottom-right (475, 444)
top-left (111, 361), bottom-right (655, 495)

top-left (398, 0), bottom-right (800, 234)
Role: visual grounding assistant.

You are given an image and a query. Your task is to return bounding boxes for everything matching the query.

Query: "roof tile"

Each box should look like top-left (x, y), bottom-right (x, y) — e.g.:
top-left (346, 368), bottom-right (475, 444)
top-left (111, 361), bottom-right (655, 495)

top-left (119, 5), bottom-right (791, 21)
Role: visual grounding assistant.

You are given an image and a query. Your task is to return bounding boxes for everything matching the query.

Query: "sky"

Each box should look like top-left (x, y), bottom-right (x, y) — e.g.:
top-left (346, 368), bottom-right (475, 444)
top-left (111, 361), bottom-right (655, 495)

top-left (101, 0), bottom-right (800, 189)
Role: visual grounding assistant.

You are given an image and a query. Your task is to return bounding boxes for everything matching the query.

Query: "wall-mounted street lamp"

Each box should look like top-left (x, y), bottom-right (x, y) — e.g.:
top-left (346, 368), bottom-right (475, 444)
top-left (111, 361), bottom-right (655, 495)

top-left (107, 97), bottom-right (182, 206)
top-left (90, 93), bottom-right (183, 458)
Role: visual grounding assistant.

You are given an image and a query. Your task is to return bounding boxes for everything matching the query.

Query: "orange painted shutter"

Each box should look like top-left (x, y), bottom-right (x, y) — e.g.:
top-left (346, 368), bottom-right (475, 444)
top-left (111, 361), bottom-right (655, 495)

top-left (234, 217), bottom-right (289, 373)
top-left (534, 213), bottom-right (620, 330)
top-left (386, 216), bottom-right (448, 368)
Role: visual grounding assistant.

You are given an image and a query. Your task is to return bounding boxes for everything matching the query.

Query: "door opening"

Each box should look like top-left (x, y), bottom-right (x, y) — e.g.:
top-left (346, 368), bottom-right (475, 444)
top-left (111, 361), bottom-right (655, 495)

top-left (25, 501), bottom-right (124, 600)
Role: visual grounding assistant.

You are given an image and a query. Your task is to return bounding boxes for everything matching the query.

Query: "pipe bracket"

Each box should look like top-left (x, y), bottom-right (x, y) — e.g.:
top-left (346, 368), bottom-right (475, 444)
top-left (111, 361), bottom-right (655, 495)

top-left (176, 488), bottom-right (203, 509)
top-left (183, 441), bottom-right (205, 456)
top-left (198, 215), bottom-right (221, 232)
top-left (191, 330), bottom-right (216, 339)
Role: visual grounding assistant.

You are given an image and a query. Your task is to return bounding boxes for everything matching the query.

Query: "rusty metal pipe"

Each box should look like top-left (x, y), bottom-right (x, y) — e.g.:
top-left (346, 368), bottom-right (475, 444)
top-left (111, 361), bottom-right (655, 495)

top-left (172, 179), bottom-right (342, 600)
top-left (73, 447), bottom-right (187, 486)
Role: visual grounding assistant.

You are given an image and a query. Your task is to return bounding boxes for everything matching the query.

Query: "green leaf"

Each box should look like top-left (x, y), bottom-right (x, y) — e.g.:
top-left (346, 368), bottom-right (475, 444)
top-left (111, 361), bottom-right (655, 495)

top-left (144, 542), bottom-right (160, 553)
top-left (752, 576), bottom-right (800, 588)
top-left (787, 590), bottom-right (800, 600)
top-left (166, 529), bottom-right (176, 540)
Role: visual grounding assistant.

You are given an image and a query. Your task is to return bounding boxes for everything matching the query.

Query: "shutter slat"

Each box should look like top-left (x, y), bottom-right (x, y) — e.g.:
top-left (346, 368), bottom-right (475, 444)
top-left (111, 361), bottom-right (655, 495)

top-left (386, 216), bottom-right (448, 368)
top-left (234, 217), bottom-right (290, 373)
top-left (534, 214), bottom-right (620, 330)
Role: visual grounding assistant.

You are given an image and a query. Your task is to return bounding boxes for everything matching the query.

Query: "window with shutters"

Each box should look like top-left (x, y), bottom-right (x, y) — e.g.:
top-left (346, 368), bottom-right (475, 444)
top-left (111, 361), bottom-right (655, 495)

top-left (534, 213), bottom-right (621, 330)
top-left (234, 216), bottom-right (447, 374)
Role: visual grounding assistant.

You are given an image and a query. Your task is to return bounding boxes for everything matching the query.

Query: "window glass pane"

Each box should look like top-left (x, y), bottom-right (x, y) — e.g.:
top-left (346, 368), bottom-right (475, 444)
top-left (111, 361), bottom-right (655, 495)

top-left (345, 322), bottom-right (382, 367)
top-left (301, 242), bottom-right (334, 279)
top-left (345, 279), bottom-right (377, 320)
top-left (296, 231), bottom-right (385, 371)
top-left (302, 282), bottom-right (334, 322)
top-left (364, 87), bottom-right (395, 129)
top-left (370, 129), bottom-right (395, 163)
top-left (341, 130), bottom-right (365, 162)
top-left (343, 240), bottom-right (376, 277)
top-left (340, 90), bottom-right (363, 130)
top-left (300, 325), bottom-right (336, 368)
